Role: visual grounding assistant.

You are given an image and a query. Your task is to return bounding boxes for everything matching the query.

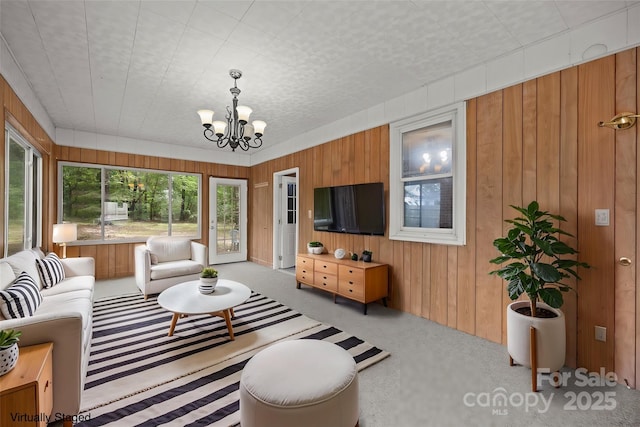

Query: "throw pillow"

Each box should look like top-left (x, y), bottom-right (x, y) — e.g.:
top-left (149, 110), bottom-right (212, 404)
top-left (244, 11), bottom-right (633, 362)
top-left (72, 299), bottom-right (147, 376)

top-left (150, 253), bottom-right (159, 265)
top-left (36, 252), bottom-right (65, 288)
top-left (0, 272), bottom-right (43, 319)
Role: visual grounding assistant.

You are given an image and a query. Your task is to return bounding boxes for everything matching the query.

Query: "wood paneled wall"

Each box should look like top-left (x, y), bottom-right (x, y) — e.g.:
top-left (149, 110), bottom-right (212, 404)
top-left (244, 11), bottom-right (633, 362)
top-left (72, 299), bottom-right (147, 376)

top-left (54, 146), bottom-right (250, 278)
top-left (248, 48), bottom-right (640, 388)
top-left (0, 76), bottom-right (55, 257)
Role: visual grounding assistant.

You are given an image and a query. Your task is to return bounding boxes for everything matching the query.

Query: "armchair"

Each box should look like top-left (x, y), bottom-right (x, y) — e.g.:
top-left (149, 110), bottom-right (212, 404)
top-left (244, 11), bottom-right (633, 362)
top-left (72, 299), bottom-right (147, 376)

top-left (134, 236), bottom-right (207, 299)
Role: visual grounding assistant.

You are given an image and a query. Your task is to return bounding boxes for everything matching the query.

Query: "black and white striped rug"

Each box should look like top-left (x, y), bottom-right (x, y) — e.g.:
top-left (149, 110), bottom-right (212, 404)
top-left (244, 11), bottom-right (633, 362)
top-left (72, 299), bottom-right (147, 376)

top-left (77, 292), bottom-right (389, 426)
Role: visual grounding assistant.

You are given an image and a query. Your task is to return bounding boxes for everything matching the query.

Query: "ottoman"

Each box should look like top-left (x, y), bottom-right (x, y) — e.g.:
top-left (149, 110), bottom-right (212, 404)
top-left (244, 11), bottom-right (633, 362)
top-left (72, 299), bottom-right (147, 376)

top-left (240, 340), bottom-right (359, 427)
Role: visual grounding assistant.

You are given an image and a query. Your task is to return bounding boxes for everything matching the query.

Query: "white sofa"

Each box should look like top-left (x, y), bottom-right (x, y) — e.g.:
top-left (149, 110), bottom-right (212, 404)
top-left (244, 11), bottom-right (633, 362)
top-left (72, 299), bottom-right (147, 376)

top-left (0, 248), bottom-right (95, 419)
top-left (134, 236), bottom-right (207, 299)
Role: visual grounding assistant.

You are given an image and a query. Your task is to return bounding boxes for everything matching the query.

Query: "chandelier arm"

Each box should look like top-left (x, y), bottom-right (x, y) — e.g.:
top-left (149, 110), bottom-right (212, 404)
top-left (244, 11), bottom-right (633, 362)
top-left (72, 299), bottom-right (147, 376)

top-left (203, 128), bottom-right (218, 143)
top-left (247, 137), bottom-right (263, 149)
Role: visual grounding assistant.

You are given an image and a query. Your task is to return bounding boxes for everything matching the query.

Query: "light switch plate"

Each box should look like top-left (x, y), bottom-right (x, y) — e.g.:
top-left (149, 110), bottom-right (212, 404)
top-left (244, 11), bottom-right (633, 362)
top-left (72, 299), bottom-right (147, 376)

top-left (595, 209), bottom-right (609, 226)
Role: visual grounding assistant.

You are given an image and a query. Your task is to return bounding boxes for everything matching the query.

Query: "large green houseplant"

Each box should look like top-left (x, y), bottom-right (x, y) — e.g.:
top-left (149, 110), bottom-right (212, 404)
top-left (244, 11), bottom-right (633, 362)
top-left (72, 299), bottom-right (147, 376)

top-left (489, 201), bottom-right (590, 317)
top-left (489, 201), bottom-right (591, 378)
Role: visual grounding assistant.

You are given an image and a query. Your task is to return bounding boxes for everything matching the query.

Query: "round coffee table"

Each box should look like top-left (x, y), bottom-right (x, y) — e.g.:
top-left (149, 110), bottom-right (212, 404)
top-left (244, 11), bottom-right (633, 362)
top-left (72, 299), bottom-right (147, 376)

top-left (157, 279), bottom-right (251, 340)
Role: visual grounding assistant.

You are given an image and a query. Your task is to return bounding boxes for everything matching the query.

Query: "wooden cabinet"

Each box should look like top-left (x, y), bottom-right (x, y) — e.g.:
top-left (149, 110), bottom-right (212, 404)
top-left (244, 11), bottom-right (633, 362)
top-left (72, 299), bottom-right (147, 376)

top-left (0, 343), bottom-right (53, 427)
top-left (296, 254), bottom-right (388, 314)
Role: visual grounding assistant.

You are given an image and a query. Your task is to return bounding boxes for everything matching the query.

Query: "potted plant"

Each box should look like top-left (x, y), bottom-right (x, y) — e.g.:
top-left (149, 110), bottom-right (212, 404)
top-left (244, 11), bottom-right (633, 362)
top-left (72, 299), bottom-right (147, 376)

top-left (307, 241), bottom-right (324, 255)
top-left (0, 329), bottom-right (21, 376)
top-left (489, 201), bottom-right (590, 374)
top-left (199, 267), bottom-right (219, 294)
top-left (361, 250), bottom-right (372, 263)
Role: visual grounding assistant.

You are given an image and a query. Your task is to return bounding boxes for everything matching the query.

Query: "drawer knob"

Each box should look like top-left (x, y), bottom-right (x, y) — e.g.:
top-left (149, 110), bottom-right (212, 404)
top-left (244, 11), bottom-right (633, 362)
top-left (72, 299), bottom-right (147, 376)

top-left (349, 281), bottom-right (353, 284)
top-left (45, 380), bottom-right (50, 391)
top-left (349, 289), bottom-right (353, 293)
top-left (349, 270), bottom-right (353, 273)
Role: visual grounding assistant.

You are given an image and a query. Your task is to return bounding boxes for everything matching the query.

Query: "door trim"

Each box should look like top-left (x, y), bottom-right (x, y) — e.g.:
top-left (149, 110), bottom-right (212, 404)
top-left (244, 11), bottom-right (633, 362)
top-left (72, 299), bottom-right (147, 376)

top-left (272, 167), bottom-right (299, 269)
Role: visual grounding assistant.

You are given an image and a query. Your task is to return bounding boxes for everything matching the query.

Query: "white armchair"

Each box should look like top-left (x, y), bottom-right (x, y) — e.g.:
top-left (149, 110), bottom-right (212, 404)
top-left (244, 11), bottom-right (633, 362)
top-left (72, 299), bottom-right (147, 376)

top-left (135, 236), bottom-right (208, 299)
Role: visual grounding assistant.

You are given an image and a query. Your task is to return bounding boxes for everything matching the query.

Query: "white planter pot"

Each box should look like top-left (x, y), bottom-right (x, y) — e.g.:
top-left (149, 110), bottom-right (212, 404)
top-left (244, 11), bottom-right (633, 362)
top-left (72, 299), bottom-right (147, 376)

top-left (507, 301), bottom-right (565, 372)
top-left (199, 277), bottom-right (218, 294)
top-left (307, 245), bottom-right (323, 255)
top-left (0, 343), bottom-right (19, 376)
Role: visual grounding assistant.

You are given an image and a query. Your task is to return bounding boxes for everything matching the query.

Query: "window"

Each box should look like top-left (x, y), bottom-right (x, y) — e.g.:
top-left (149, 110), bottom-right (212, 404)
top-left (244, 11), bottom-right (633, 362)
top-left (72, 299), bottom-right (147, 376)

top-left (389, 103), bottom-right (466, 245)
top-left (59, 163), bottom-right (200, 242)
top-left (4, 125), bottom-right (42, 256)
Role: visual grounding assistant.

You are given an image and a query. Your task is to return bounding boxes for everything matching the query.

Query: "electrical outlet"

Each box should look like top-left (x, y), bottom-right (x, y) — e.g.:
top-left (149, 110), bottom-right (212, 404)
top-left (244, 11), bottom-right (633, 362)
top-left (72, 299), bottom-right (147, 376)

top-left (595, 326), bottom-right (607, 342)
top-left (595, 209), bottom-right (610, 226)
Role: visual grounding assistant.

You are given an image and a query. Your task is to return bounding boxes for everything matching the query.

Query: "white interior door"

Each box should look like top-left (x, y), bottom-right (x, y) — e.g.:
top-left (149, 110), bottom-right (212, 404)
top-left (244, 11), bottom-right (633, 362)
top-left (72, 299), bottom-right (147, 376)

top-left (209, 177), bottom-right (247, 264)
top-left (280, 176), bottom-right (297, 268)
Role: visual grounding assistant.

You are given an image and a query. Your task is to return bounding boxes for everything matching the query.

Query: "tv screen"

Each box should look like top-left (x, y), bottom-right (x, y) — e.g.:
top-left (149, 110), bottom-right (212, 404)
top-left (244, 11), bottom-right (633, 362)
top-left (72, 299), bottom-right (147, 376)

top-left (314, 182), bottom-right (385, 235)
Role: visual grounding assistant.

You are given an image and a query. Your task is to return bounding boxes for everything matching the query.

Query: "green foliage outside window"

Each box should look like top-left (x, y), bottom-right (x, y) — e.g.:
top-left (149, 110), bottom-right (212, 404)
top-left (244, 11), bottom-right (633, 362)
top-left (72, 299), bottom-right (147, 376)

top-left (61, 164), bottom-right (200, 241)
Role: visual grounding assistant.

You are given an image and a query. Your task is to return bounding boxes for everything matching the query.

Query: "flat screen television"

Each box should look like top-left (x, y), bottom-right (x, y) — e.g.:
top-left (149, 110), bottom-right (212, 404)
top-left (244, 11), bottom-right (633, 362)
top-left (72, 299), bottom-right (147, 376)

top-left (314, 182), bottom-right (385, 235)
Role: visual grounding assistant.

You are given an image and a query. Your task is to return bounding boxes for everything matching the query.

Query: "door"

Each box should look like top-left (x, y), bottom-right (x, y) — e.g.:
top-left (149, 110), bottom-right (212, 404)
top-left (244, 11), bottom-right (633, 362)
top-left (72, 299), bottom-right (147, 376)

top-left (209, 177), bottom-right (247, 264)
top-left (280, 176), bottom-right (297, 268)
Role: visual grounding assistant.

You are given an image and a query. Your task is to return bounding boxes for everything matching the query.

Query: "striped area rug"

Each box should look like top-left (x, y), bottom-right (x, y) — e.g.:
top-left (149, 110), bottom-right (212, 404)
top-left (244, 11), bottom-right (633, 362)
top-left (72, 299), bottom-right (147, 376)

top-left (77, 292), bottom-right (389, 426)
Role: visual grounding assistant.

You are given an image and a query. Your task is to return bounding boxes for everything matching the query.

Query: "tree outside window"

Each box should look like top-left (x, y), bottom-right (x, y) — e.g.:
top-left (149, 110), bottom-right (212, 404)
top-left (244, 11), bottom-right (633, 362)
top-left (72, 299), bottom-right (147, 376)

top-left (60, 164), bottom-right (200, 242)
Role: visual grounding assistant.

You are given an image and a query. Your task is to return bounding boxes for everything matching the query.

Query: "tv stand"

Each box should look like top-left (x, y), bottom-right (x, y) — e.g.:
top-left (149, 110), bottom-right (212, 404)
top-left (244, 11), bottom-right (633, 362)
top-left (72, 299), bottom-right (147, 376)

top-left (296, 254), bottom-right (389, 314)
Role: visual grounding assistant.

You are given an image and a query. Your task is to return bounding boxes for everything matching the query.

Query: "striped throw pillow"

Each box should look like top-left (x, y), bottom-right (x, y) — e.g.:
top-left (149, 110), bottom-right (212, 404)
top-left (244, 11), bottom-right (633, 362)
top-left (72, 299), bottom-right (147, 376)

top-left (0, 272), bottom-right (43, 318)
top-left (36, 252), bottom-right (65, 288)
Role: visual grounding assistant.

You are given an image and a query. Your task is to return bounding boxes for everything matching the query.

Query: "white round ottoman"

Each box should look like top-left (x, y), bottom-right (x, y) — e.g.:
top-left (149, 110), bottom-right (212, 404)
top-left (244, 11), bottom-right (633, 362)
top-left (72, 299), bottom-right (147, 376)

top-left (240, 340), bottom-right (359, 427)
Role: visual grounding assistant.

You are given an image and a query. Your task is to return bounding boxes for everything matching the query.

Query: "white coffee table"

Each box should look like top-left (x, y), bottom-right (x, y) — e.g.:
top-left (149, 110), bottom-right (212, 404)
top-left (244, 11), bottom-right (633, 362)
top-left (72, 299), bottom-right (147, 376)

top-left (157, 279), bottom-right (251, 340)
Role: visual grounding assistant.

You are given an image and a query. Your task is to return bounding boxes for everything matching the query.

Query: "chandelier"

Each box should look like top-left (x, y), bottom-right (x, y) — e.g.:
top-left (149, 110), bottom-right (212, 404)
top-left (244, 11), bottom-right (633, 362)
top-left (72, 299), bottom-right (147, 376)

top-left (197, 69), bottom-right (266, 152)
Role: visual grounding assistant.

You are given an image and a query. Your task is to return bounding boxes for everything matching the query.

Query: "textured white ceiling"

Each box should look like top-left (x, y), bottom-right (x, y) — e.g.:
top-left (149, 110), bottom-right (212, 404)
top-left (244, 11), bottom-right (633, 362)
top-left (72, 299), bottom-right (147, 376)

top-left (0, 0), bottom-right (637, 156)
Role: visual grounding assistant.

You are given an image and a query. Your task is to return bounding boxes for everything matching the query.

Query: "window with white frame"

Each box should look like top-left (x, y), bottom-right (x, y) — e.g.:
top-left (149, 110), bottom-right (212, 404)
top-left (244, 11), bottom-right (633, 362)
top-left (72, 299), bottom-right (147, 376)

top-left (389, 103), bottom-right (466, 245)
top-left (4, 125), bottom-right (42, 256)
top-left (59, 163), bottom-right (201, 243)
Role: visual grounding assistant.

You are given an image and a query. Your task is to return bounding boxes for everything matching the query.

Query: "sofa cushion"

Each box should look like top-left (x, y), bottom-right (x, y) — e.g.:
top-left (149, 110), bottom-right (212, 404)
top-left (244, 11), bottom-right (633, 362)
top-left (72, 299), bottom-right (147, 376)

top-left (0, 262), bottom-right (16, 290)
top-left (147, 236), bottom-right (192, 263)
top-left (37, 290), bottom-right (93, 331)
top-left (150, 260), bottom-right (203, 280)
top-left (4, 250), bottom-right (42, 289)
top-left (0, 272), bottom-right (43, 319)
top-left (36, 253), bottom-right (66, 288)
top-left (40, 276), bottom-right (95, 298)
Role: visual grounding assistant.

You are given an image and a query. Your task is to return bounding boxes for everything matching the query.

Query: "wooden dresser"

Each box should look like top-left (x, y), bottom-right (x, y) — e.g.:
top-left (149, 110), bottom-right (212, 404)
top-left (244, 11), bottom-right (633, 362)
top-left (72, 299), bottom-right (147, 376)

top-left (0, 343), bottom-right (53, 427)
top-left (296, 253), bottom-right (388, 314)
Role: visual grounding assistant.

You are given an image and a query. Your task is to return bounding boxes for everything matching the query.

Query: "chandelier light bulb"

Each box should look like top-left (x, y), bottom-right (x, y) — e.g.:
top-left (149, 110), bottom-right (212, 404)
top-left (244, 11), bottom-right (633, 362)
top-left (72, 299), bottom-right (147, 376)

top-left (197, 109), bottom-right (214, 127)
top-left (212, 121), bottom-right (227, 137)
top-left (243, 123), bottom-right (255, 141)
top-left (236, 105), bottom-right (252, 124)
top-left (252, 120), bottom-right (266, 137)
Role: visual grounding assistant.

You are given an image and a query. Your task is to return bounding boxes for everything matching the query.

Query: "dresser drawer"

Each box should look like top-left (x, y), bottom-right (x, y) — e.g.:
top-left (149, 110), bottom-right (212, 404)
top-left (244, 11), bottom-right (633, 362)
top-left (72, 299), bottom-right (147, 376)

top-left (314, 260), bottom-right (338, 275)
top-left (338, 265), bottom-right (365, 283)
top-left (296, 268), bottom-right (314, 284)
top-left (296, 256), bottom-right (314, 269)
top-left (315, 272), bottom-right (338, 292)
top-left (338, 279), bottom-right (364, 300)
top-left (38, 350), bottom-right (54, 422)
